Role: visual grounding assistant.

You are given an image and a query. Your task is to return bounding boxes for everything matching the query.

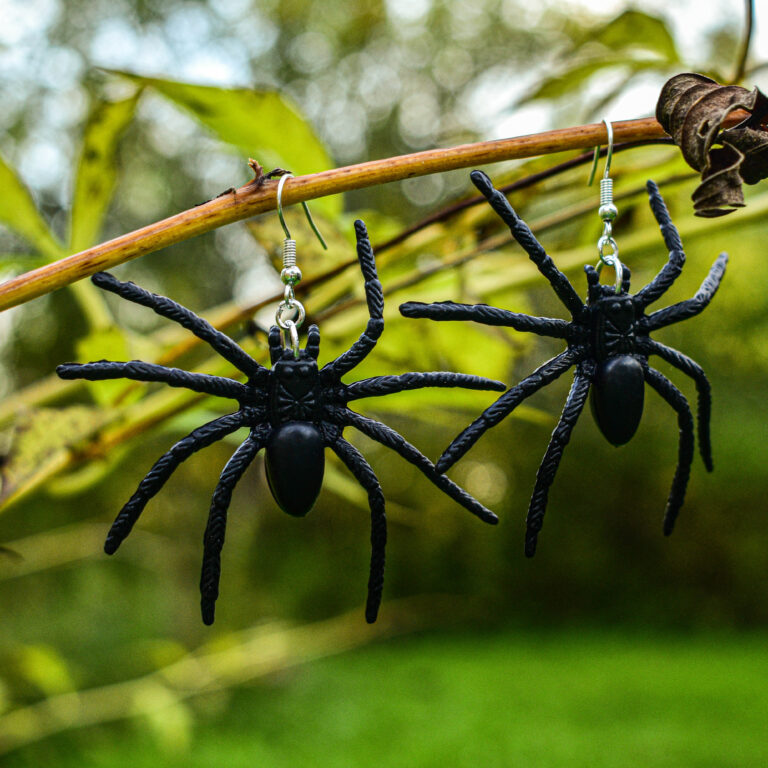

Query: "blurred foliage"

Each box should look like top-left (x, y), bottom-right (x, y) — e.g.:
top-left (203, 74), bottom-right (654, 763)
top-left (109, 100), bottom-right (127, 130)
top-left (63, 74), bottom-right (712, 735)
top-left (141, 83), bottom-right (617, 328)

top-left (0, 0), bottom-right (767, 762)
top-left (518, 10), bottom-right (682, 119)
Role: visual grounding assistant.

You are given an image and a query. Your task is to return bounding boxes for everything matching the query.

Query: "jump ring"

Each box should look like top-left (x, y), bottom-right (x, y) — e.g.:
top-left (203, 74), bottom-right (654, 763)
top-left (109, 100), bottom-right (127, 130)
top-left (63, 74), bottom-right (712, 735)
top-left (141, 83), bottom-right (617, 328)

top-left (283, 319), bottom-right (300, 357)
top-left (275, 299), bottom-right (305, 330)
top-left (597, 235), bottom-right (619, 262)
top-left (595, 252), bottom-right (624, 294)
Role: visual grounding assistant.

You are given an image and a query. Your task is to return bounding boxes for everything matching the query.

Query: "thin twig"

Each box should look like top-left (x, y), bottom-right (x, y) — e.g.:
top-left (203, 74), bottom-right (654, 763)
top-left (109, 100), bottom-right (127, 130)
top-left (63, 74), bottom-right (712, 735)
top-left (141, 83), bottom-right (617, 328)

top-left (0, 116), bottom-right (689, 313)
top-left (732, 0), bottom-right (755, 84)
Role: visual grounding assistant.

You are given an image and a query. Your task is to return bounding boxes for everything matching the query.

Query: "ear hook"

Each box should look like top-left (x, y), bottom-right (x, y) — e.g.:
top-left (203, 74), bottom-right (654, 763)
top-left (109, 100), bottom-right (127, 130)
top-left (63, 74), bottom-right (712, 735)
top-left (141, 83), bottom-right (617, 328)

top-left (274, 173), bottom-right (327, 358)
top-left (276, 173), bottom-right (328, 250)
top-left (587, 118), bottom-right (614, 186)
top-left (588, 119), bottom-right (623, 294)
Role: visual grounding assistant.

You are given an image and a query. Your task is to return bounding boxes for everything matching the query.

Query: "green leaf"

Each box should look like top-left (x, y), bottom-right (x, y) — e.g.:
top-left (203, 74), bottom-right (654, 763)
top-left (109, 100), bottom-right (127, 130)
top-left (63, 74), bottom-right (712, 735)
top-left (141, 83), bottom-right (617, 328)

top-left (14, 645), bottom-right (77, 697)
top-left (0, 154), bottom-right (63, 261)
top-left (75, 327), bottom-right (132, 405)
top-left (133, 682), bottom-right (193, 753)
top-left (522, 56), bottom-right (659, 103)
top-left (69, 91), bottom-right (141, 253)
top-left (0, 406), bottom-right (111, 510)
top-left (0, 254), bottom-right (47, 273)
top-left (520, 10), bottom-right (679, 107)
top-left (109, 71), bottom-right (339, 216)
top-left (592, 10), bottom-right (679, 62)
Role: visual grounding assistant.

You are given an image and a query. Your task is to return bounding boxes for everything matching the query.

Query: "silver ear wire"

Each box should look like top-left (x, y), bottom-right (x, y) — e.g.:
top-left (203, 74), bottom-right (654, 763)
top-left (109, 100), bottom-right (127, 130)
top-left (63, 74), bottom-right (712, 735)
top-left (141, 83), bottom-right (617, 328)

top-left (589, 119), bottom-right (623, 294)
top-left (276, 173), bottom-right (328, 250)
top-left (274, 174), bottom-right (327, 358)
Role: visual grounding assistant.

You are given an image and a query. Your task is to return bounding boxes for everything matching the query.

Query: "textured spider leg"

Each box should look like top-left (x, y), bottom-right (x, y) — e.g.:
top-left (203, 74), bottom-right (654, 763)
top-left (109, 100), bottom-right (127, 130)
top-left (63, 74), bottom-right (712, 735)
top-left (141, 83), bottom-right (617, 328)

top-left (306, 324), bottom-right (321, 359)
top-left (200, 426), bottom-right (269, 625)
top-left (644, 366), bottom-right (695, 536)
top-left (91, 272), bottom-right (266, 380)
top-left (344, 370), bottom-right (506, 401)
top-left (470, 170), bottom-right (585, 318)
top-left (641, 339), bottom-right (712, 471)
top-left (645, 253), bottom-right (728, 331)
top-left (525, 361), bottom-right (594, 557)
top-left (399, 301), bottom-right (570, 339)
top-left (437, 348), bottom-right (582, 474)
top-left (321, 220), bottom-right (384, 379)
top-left (57, 360), bottom-right (248, 400)
top-left (333, 407), bottom-right (498, 525)
top-left (104, 412), bottom-right (249, 554)
top-left (329, 437), bottom-right (386, 623)
top-left (634, 181), bottom-right (686, 308)
top-left (268, 326), bottom-right (284, 364)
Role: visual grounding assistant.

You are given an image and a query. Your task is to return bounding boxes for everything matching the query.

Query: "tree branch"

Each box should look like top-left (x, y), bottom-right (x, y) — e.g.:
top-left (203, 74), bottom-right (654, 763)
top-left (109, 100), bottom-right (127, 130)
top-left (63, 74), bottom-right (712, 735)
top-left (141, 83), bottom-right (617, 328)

top-left (0, 114), bottom-right (746, 313)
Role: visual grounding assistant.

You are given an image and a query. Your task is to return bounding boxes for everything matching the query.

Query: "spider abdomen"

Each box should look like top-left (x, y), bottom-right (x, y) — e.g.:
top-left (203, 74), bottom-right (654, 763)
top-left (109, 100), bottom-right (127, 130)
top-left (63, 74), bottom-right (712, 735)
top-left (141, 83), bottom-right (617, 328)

top-left (589, 355), bottom-right (645, 446)
top-left (265, 421), bottom-right (325, 517)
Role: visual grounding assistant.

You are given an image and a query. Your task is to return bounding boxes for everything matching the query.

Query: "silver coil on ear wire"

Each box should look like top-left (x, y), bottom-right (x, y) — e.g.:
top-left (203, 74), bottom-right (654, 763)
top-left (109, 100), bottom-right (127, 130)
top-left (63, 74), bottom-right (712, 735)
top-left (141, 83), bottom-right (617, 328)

top-left (274, 173), bottom-right (327, 357)
top-left (589, 119), bottom-right (624, 294)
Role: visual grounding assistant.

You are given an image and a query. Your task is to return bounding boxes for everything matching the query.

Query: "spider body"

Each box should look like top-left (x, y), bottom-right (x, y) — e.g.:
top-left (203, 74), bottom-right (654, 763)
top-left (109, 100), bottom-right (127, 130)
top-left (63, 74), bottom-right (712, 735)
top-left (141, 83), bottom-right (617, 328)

top-left (584, 287), bottom-right (645, 446)
top-left (264, 352), bottom-right (325, 516)
top-left (400, 170), bottom-right (727, 556)
top-left (57, 220), bottom-right (503, 625)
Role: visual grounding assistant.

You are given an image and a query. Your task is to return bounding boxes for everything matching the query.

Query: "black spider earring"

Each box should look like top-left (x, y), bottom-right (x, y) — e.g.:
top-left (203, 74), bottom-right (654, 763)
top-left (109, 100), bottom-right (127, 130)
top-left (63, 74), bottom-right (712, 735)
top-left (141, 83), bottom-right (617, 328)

top-left (400, 121), bottom-right (727, 556)
top-left (57, 174), bottom-right (503, 625)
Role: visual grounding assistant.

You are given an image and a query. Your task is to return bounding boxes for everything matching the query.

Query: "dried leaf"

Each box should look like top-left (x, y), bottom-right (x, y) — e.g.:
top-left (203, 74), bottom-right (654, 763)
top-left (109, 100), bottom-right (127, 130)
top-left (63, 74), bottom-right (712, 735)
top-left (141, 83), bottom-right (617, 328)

top-left (722, 125), bottom-right (768, 184)
top-left (656, 73), bottom-right (768, 216)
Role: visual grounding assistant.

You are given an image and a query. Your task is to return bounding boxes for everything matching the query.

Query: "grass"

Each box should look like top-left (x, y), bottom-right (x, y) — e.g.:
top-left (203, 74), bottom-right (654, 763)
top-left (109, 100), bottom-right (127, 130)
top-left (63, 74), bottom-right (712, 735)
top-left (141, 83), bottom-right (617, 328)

top-left (7, 629), bottom-right (768, 767)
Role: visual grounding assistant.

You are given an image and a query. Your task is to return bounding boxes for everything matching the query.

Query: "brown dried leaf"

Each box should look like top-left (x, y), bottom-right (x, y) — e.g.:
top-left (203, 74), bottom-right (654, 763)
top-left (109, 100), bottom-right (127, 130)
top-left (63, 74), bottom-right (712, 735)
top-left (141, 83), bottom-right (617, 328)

top-left (722, 126), bottom-right (768, 184)
top-left (656, 72), bottom-right (768, 216)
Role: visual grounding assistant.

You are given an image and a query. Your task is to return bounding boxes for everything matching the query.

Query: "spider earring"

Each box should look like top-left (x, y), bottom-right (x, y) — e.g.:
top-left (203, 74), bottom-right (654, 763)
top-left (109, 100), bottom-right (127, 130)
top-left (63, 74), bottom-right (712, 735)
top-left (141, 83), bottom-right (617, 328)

top-left (400, 120), bottom-right (727, 556)
top-left (57, 176), bottom-right (504, 625)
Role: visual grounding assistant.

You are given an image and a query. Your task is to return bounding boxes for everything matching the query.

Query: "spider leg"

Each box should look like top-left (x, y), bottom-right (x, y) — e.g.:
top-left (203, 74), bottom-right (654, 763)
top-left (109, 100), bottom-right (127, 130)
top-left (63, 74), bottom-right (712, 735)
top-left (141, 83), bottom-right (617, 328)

top-left (104, 412), bottom-right (249, 554)
top-left (640, 339), bottom-right (712, 471)
top-left (331, 407), bottom-right (498, 525)
top-left (268, 326), bottom-right (283, 364)
top-left (470, 170), bottom-right (585, 318)
top-left (344, 370), bottom-right (506, 401)
top-left (525, 361), bottom-right (594, 557)
top-left (306, 324), bottom-right (321, 360)
top-left (200, 425), bottom-right (269, 625)
top-left (644, 253), bottom-right (728, 332)
top-left (329, 436), bottom-right (386, 623)
top-left (320, 220), bottom-right (383, 379)
top-left (644, 366), bottom-right (695, 536)
top-left (57, 360), bottom-right (249, 401)
top-left (399, 300), bottom-right (569, 339)
top-left (634, 181), bottom-right (686, 308)
top-left (91, 272), bottom-right (266, 380)
top-left (437, 347), bottom-right (582, 474)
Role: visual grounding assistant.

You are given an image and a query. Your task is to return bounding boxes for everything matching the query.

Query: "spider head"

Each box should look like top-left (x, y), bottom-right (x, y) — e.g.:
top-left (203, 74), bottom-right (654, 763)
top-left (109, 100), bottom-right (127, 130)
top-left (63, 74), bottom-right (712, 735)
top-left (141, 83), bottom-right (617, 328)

top-left (596, 294), bottom-right (635, 334)
top-left (272, 351), bottom-right (319, 400)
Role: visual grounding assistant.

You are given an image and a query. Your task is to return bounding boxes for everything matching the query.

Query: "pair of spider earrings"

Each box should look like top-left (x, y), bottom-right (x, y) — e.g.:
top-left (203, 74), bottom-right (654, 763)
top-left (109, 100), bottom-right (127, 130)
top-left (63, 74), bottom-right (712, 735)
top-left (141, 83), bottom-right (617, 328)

top-left (58, 130), bottom-right (727, 624)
